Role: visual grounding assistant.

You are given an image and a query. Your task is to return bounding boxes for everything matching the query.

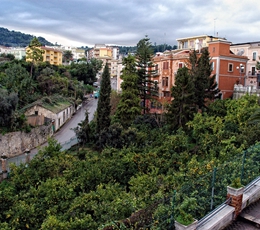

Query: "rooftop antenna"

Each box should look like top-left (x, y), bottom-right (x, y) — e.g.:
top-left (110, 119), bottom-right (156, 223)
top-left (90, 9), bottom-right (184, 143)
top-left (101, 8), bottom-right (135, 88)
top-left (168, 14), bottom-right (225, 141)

top-left (164, 32), bottom-right (166, 51)
top-left (214, 18), bottom-right (217, 37)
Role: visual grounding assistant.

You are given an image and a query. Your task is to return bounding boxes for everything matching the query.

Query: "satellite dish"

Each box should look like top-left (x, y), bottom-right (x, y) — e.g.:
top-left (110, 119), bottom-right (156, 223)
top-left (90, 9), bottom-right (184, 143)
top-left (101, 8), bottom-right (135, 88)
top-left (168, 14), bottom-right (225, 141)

top-left (237, 48), bottom-right (244, 56)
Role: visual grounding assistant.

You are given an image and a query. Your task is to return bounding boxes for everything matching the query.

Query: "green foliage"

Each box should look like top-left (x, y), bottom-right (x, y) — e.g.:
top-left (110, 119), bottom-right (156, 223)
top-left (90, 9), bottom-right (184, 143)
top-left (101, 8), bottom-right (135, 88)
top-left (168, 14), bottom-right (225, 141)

top-left (230, 177), bottom-right (243, 189)
top-left (166, 67), bottom-right (196, 130)
top-left (176, 197), bottom-right (197, 226)
top-left (26, 37), bottom-right (44, 64)
top-left (0, 27), bottom-right (54, 47)
top-left (98, 123), bottom-right (138, 149)
top-left (62, 50), bottom-right (73, 63)
top-left (0, 89), bottom-right (18, 129)
top-left (256, 61), bottom-right (260, 70)
top-left (96, 63), bottom-right (111, 134)
top-left (74, 110), bottom-right (91, 145)
top-left (3, 93), bottom-right (260, 229)
top-left (190, 48), bottom-right (219, 111)
top-left (3, 63), bottom-right (36, 106)
top-left (69, 62), bottom-right (97, 85)
top-left (136, 36), bottom-right (158, 113)
top-left (115, 55), bottom-right (141, 127)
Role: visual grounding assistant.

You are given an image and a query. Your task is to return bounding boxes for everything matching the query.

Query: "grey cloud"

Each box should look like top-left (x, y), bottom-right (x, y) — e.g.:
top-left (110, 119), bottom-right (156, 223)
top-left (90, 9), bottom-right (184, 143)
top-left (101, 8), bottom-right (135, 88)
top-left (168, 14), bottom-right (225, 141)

top-left (0, 0), bottom-right (259, 47)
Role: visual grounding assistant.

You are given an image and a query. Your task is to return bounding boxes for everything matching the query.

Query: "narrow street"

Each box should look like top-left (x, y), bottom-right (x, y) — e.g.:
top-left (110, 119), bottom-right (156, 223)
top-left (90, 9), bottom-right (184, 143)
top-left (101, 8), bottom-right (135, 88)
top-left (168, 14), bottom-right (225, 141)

top-left (1, 97), bottom-right (98, 171)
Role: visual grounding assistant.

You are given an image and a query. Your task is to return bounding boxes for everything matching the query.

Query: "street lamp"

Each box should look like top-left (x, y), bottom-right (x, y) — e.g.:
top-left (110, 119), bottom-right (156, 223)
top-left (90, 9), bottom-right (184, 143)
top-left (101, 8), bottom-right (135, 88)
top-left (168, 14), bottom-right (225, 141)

top-left (236, 64), bottom-right (244, 85)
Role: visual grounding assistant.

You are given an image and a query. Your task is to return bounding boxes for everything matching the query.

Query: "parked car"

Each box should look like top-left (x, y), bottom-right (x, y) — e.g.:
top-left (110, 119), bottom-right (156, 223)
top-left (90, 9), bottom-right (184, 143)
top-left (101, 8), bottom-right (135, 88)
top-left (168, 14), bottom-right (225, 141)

top-left (94, 90), bottom-right (99, 99)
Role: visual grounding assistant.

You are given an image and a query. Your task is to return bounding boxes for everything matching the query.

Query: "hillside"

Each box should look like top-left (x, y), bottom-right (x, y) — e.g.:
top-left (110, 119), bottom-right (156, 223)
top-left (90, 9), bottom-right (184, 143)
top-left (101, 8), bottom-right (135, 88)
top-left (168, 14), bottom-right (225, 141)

top-left (0, 27), bottom-right (54, 47)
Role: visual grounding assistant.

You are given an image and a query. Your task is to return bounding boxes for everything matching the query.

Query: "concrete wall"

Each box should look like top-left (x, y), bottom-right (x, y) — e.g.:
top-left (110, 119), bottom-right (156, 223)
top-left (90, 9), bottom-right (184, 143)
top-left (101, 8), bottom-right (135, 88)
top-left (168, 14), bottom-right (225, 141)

top-left (0, 123), bottom-right (53, 158)
top-left (197, 176), bottom-right (260, 230)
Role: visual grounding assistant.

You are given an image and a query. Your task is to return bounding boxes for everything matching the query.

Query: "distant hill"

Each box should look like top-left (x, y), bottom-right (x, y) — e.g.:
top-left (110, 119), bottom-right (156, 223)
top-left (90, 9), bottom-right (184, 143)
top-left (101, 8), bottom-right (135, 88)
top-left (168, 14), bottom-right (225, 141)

top-left (0, 27), bottom-right (54, 47)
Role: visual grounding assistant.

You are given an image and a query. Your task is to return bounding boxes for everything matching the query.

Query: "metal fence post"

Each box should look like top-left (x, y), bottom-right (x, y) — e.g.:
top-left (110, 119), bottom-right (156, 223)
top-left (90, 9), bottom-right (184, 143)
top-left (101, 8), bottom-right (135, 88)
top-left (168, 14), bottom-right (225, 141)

top-left (240, 151), bottom-right (246, 185)
top-left (210, 167), bottom-right (217, 210)
top-left (170, 190), bottom-right (176, 230)
top-left (1, 154), bottom-right (8, 179)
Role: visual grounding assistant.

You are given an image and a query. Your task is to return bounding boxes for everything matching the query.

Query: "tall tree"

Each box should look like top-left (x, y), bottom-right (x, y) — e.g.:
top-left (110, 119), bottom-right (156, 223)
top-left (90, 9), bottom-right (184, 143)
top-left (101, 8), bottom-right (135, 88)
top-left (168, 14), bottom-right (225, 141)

top-left (70, 62), bottom-right (97, 85)
top-left (74, 110), bottom-right (90, 145)
top-left (96, 63), bottom-right (111, 134)
top-left (115, 55), bottom-right (141, 128)
top-left (3, 64), bottom-right (36, 106)
top-left (89, 58), bottom-right (103, 77)
top-left (26, 37), bottom-right (44, 77)
top-left (136, 36), bottom-right (158, 114)
top-left (0, 89), bottom-right (18, 128)
top-left (189, 48), bottom-right (219, 111)
top-left (62, 50), bottom-right (73, 64)
top-left (166, 67), bottom-right (196, 130)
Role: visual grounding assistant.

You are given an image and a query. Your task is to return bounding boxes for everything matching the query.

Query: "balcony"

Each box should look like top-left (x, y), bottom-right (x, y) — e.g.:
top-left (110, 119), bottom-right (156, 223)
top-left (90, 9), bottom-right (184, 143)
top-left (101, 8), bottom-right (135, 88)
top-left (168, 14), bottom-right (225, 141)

top-left (248, 71), bottom-right (260, 78)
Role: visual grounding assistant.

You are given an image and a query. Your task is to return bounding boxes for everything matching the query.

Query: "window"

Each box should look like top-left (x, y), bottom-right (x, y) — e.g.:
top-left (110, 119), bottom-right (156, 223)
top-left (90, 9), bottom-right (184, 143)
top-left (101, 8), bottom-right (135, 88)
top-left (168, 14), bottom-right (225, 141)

top-left (163, 92), bottom-right (170, 97)
top-left (154, 64), bottom-right (159, 74)
top-left (35, 111), bottom-right (38, 115)
top-left (252, 67), bottom-right (256, 75)
top-left (162, 77), bottom-right (169, 87)
top-left (228, 63), bottom-right (233, 72)
top-left (212, 47), bottom-right (215, 53)
top-left (163, 62), bottom-right (169, 69)
top-left (253, 52), bottom-right (257, 61)
top-left (190, 40), bottom-right (194, 48)
top-left (179, 62), bottom-right (184, 68)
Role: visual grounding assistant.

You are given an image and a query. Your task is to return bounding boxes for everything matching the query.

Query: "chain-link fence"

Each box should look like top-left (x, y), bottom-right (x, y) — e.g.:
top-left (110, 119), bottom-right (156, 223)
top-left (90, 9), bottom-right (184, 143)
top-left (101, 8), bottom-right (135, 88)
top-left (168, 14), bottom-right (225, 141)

top-left (103, 143), bottom-right (260, 229)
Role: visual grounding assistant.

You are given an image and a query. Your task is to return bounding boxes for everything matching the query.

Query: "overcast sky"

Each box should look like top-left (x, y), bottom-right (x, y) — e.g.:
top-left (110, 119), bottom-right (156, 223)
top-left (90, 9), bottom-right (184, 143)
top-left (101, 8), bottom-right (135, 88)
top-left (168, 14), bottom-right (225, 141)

top-left (1, 0), bottom-right (260, 48)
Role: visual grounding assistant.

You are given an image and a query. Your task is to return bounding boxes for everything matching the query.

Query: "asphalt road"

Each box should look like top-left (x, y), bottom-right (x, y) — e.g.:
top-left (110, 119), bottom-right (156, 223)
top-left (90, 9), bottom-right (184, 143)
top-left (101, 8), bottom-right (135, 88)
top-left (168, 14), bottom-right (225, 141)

top-left (1, 97), bottom-right (98, 171)
top-left (54, 98), bottom-right (97, 144)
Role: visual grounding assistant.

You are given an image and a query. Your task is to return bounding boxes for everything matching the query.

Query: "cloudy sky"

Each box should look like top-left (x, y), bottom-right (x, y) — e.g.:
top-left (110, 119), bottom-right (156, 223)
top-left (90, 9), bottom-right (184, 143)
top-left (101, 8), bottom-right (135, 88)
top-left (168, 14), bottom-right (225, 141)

top-left (1, 0), bottom-right (259, 48)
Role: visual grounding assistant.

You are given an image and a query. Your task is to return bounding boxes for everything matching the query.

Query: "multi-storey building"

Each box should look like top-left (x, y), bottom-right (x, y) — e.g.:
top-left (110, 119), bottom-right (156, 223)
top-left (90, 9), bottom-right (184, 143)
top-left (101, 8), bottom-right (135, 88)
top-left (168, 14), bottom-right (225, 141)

top-left (26, 46), bottom-right (63, 66)
top-left (8, 47), bottom-right (26, 60)
top-left (176, 34), bottom-right (226, 50)
top-left (0, 46), bottom-right (26, 60)
top-left (209, 40), bottom-right (248, 99)
top-left (151, 35), bottom-right (249, 113)
top-left (0, 45), bottom-right (11, 55)
top-left (230, 41), bottom-right (260, 88)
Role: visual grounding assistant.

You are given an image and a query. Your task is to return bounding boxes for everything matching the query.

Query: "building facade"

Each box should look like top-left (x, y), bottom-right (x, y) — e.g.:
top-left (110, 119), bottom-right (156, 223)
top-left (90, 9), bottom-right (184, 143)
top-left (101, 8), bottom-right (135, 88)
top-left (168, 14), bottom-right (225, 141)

top-left (25, 102), bottom-right (75, 132)
top-left (176, 35), bottom-right (226, 50)
top-left (230, 41), bottom-right (260, 88)
top-left (208, 40), bottom-right (248, 99)
top-left (26, 46), bottom-right (63, 65)
top-left (150, 36), bottom-right (249, 112)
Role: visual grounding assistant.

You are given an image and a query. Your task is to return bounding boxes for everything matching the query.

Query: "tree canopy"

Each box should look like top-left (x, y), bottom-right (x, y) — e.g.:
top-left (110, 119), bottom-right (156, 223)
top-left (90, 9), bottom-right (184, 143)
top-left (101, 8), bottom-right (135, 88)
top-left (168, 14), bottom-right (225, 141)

top-left (136, 36), bottom-right (158, 113)
top-left (115, 55), bottom-right (141, 128)
top-left (96, 63), bottom-right (111, 135)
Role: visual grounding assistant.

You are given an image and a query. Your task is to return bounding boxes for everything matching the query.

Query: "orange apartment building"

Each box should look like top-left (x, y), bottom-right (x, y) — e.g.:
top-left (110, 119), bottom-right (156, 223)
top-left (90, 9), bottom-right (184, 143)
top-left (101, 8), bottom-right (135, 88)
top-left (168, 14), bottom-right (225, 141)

top-left (150, 36), bottom-right (249, 113)
top-left (151, 50), bottom-right (190, 113)
top-left (208, 40), bottom-right (248, 99)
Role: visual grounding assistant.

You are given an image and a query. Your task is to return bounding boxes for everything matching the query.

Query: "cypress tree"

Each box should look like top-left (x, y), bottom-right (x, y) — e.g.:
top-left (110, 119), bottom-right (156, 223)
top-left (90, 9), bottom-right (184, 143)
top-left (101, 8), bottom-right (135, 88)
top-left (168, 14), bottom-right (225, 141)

top-left (115, 55), bottom-right (141, 128)
top-left (96, 63), bottom-right (111, 134)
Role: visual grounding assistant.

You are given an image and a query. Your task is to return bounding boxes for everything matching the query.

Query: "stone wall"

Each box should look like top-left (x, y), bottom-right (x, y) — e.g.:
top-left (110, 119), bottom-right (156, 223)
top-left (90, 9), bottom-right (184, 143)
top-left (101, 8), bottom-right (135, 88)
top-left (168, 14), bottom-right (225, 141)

top-left (0, 124), bottom-right (53, 158)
